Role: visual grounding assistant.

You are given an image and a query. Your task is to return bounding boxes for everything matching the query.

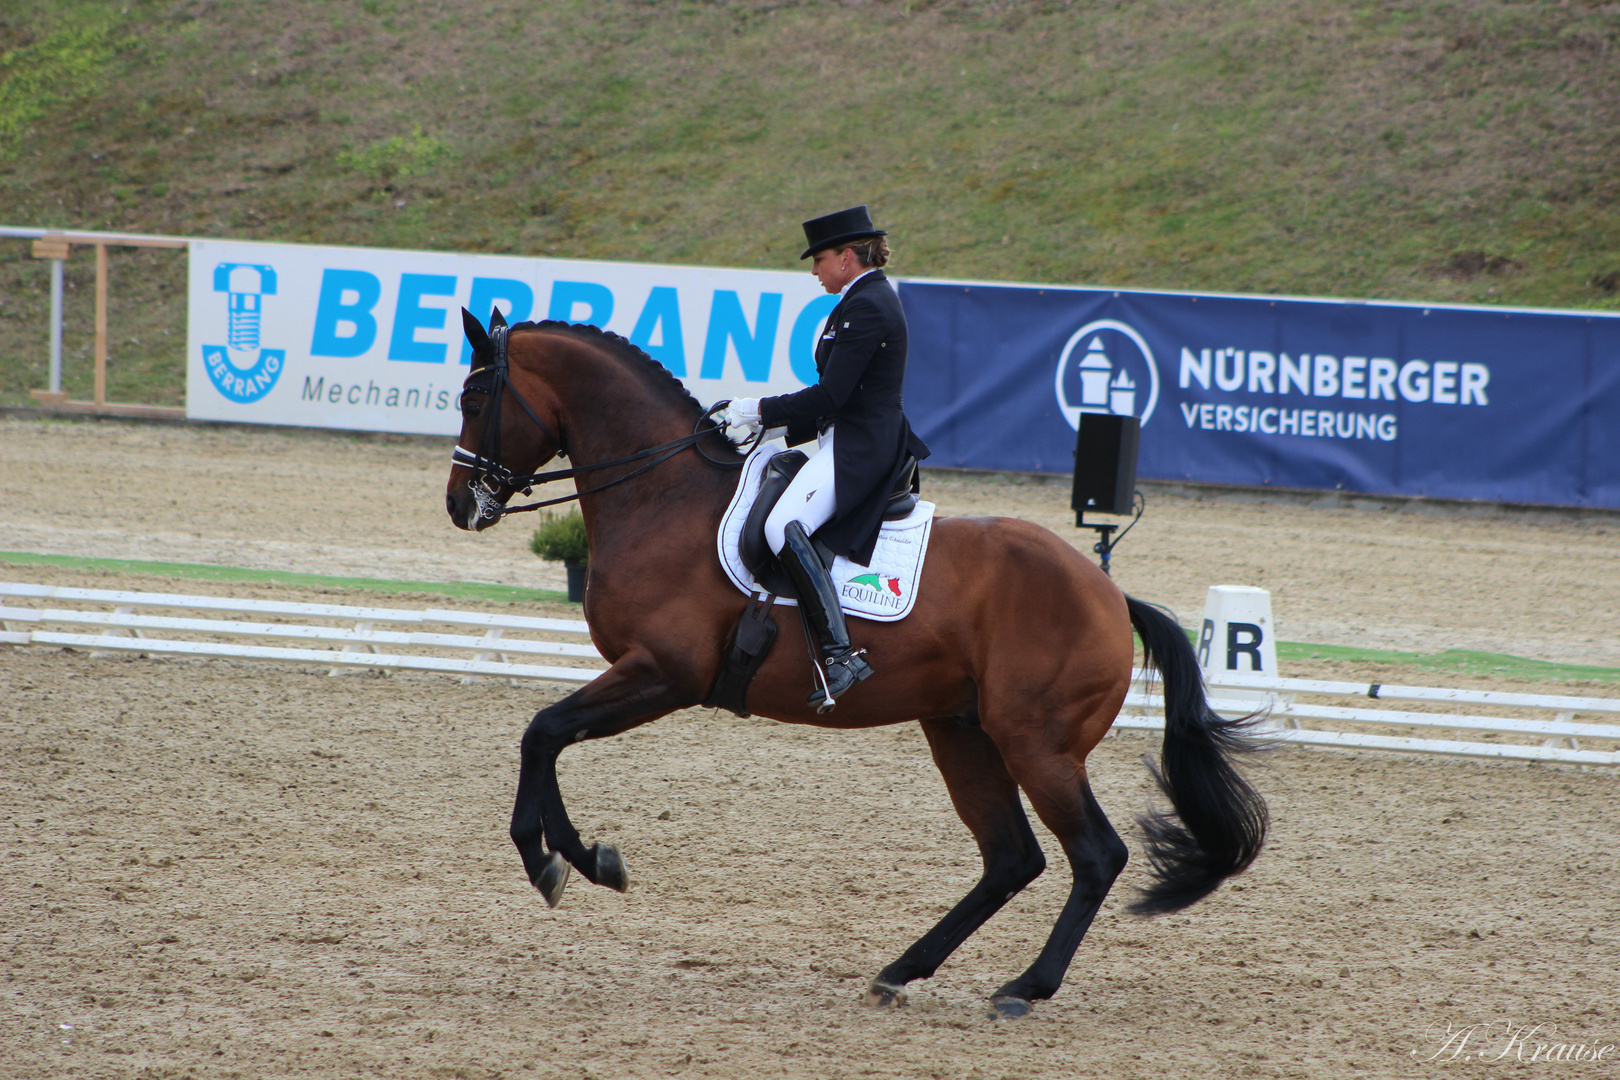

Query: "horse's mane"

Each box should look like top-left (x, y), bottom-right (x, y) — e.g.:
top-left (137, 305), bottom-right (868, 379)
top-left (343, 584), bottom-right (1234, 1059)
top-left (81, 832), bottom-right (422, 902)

top-left (513, 319), bottom-right (708, 421)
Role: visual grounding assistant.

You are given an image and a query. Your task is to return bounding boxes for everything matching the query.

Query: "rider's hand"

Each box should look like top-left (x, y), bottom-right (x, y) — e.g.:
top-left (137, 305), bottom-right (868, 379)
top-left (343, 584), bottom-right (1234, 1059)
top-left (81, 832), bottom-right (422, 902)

top-left (718, 397), bottom-right (763, 445)
top-left (728, 398), bottom-right (763, 429)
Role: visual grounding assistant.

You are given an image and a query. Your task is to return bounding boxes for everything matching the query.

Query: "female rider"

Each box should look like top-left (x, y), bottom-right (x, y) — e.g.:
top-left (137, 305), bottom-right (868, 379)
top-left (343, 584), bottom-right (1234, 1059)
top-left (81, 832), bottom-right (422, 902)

top-left (720, 205), bottom-right (930, 711)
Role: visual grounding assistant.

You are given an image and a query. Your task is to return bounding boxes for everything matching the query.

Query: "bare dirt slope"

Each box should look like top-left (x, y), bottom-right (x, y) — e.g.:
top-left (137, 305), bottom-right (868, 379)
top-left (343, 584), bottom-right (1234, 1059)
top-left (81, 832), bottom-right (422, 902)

top-left (2, 416), bottom-right (1618, 1079)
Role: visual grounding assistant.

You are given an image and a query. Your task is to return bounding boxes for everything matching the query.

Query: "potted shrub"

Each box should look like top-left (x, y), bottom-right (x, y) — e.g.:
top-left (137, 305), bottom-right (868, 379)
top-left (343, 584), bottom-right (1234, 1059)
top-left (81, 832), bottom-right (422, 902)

top-left (529, 509), bottom-right (589, 602)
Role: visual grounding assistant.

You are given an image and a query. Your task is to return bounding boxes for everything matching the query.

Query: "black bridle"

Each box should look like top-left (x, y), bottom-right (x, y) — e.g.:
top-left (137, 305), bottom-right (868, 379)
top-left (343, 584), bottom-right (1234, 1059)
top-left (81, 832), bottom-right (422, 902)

top-left (452, 315), bottom-right (750, 523)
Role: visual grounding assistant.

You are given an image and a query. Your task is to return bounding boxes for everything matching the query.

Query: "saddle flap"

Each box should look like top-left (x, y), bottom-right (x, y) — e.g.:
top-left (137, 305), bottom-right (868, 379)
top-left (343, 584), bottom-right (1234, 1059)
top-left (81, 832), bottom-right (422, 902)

top-left (739, 449), bottom-right (808, 579)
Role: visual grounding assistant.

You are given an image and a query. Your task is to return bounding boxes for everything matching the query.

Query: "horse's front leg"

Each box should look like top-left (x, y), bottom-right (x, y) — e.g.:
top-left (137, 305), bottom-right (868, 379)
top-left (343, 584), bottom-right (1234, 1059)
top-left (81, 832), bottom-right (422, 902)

top-left (511, 651), bottom-right (695, 907)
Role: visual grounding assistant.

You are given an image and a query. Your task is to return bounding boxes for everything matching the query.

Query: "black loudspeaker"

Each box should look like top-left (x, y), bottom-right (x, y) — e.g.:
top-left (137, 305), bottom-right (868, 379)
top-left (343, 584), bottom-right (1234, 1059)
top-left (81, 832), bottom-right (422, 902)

top-left (1071, 413), bottom-right (1140, 518)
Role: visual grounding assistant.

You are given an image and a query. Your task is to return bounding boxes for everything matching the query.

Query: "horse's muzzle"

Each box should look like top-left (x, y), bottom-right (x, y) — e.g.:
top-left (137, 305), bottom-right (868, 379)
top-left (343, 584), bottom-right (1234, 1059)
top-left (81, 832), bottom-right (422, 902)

top-left (446, 486), bottom-right (496, 532)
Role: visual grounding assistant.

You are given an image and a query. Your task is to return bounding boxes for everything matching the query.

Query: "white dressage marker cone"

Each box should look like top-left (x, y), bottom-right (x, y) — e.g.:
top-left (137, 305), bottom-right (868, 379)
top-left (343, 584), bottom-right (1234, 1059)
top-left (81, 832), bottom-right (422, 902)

top-left (1196, 585), bottom-right (1278, 679)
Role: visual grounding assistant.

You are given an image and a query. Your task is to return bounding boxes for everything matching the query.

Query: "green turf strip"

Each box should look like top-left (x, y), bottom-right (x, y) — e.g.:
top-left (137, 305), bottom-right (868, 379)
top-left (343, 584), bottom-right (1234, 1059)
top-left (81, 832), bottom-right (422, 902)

top-left (7, 551), bottom-right (1618, 682)
top-left (1152, 633), bottom-right (1620, 686)
top-left (0, 551), bottom-right (569, 605)
top-left (1273, 642), bottom-right (1620, 685)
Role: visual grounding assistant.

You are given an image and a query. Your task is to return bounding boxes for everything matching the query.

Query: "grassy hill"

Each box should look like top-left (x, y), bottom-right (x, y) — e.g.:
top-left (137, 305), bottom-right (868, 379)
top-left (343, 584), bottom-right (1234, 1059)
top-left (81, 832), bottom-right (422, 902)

top-left (1, 0), bottom-right (1617, 407)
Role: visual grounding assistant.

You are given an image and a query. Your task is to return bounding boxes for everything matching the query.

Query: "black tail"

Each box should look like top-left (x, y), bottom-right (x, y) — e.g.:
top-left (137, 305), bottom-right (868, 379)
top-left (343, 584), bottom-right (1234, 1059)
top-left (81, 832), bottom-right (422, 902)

top-left (1124, 595), bottom-right (1270, 915)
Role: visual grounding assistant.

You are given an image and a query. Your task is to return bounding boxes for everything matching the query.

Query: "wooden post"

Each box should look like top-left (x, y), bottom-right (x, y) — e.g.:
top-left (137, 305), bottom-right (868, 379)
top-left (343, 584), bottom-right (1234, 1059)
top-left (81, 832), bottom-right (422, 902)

top-left (94, 243), bottom-right (109, 406)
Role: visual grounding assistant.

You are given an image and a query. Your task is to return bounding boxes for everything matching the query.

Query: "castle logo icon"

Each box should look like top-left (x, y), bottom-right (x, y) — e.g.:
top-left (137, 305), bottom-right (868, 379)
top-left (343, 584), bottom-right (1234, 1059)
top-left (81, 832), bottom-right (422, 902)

top-left (1053, 319), bottom-right (1160, 430)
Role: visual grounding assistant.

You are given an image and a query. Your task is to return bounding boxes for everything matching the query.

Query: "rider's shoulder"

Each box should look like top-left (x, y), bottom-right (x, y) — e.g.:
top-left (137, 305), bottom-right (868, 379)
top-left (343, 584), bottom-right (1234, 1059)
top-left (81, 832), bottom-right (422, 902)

top-left (850, 270), bottom-right (893, 294)
top-left (844, 278), bottom-right (899, 315)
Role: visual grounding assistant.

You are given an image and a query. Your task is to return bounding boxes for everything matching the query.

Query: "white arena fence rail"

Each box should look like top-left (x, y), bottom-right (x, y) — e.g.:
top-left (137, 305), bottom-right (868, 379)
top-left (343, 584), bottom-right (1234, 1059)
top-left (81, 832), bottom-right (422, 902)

top-left (2, 581), bottom-right (1617, 767)
top-left (0, 582), bottom-right (606, 684)
top-left (1121, 672), bottom-right (1620, 768)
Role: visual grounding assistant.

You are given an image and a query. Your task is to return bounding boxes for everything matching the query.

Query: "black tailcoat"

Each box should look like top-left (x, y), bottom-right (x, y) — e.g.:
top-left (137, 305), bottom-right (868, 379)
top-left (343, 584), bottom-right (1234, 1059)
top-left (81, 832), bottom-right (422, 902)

top-left (759, 270), bottom-right (931, 566)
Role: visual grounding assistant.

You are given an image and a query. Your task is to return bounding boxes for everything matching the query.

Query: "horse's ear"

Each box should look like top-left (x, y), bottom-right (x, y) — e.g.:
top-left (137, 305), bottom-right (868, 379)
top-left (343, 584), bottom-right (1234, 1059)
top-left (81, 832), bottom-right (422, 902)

top-left (462, 307), bottom-right (490, 353)
top-left (488, 306), bottom-right (509, 332)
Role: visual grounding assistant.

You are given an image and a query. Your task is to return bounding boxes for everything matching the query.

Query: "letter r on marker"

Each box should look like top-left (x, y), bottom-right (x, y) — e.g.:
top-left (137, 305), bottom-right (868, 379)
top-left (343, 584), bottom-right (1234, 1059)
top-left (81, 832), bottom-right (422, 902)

top-left (1227, 622), bottom-right (1264, 672)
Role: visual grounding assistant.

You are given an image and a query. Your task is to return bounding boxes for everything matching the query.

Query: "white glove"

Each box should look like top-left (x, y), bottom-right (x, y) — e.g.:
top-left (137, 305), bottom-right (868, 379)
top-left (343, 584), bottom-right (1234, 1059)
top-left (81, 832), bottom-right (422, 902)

top-left (718, 397), bottom-right (764, 445)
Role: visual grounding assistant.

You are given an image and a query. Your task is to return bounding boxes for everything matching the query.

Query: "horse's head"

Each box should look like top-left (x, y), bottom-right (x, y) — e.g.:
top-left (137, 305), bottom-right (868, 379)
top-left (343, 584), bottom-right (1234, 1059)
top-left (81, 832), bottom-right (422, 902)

top-left (445, 308), bottom-right (566, 532)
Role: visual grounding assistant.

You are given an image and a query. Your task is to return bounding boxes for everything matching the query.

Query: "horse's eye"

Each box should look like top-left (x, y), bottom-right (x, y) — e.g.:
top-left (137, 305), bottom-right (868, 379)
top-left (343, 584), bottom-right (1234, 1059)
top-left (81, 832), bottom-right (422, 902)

top-left (460, 394), bottom-right (482, 417)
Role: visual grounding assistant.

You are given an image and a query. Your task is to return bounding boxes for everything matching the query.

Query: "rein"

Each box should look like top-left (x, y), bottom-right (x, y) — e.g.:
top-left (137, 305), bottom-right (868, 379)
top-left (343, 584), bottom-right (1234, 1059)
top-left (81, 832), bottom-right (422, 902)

top-left (453, 322), bottom-right (749, 521)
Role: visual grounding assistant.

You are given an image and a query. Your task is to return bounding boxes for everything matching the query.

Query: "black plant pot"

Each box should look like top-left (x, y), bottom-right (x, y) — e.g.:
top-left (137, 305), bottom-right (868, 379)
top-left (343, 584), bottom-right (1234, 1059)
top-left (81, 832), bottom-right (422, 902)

top-left (564, 557), bottom-right (587, 603)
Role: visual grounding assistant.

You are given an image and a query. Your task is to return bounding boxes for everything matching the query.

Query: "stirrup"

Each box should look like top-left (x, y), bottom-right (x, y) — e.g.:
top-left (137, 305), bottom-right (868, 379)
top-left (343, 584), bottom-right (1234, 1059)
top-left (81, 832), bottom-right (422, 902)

top-left (807, 648), bottom-right (873, 713)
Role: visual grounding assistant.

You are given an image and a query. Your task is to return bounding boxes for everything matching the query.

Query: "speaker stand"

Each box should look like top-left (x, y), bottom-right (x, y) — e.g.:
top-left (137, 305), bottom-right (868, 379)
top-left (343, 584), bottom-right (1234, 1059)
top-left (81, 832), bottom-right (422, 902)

top-left (1074, 514), bottom-right (1121, 576)
top-left (1074, 492), bottom-right (1144, 577)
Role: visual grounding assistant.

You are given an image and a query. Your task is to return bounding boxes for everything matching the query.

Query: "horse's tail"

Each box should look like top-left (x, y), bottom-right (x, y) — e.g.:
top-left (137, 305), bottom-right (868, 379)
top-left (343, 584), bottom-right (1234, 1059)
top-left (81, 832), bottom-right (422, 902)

top-left (1124, 595), bottom-right (1270, 916)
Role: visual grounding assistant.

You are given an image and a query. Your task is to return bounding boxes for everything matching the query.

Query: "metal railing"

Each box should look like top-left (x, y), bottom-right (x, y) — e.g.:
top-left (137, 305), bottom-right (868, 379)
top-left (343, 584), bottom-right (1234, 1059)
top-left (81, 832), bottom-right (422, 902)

top-left (1, 226), bottom-right (189, 419)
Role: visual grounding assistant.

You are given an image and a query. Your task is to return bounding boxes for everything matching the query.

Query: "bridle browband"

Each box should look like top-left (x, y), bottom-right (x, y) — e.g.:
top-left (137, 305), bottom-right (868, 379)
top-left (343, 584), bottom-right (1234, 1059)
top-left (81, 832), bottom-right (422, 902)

top-left (452, 317), bottom-right (750, 522)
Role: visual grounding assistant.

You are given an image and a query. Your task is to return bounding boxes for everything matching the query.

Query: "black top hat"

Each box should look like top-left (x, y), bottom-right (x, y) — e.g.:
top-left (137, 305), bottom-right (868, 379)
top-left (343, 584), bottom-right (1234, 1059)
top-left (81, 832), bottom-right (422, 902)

top-left (800, 205), bottom-right (887, 260)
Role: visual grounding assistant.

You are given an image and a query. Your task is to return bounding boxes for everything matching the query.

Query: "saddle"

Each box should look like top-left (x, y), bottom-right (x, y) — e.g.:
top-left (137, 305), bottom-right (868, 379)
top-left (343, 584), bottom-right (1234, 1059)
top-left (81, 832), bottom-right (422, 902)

top-left (737, 451), bottom-right (919, 600)
top-left (703, 450), bottom-right (920, 718)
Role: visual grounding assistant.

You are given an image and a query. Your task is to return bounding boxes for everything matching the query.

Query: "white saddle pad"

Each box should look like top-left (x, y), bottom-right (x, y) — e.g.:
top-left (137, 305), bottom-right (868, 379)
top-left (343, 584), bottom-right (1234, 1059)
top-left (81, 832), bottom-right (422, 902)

top-left (717, 442), bottom-right (935, 623)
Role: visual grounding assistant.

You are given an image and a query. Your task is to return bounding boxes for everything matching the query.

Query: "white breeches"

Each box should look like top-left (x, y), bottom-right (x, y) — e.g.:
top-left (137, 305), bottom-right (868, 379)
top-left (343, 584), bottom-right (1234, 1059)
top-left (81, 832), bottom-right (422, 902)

top-left (765, 428), bottom-right (838, 555)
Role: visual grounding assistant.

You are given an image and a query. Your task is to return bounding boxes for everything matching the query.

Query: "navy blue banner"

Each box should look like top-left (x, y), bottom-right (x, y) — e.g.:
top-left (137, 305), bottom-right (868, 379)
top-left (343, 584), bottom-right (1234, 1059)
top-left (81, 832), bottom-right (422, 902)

top-left (899, 281), bottom-right (1620, 509)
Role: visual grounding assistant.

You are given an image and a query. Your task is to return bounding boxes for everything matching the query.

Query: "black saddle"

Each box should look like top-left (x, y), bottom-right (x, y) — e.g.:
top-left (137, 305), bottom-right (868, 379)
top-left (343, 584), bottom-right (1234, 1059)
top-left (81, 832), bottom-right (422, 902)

top-left (739, 451), bottom-right (919, 600)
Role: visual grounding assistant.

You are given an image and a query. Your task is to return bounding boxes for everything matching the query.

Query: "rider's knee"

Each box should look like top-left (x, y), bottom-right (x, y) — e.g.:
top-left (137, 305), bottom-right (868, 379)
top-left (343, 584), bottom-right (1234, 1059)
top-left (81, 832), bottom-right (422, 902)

top-left (764, 513), bottom-right (789, 556)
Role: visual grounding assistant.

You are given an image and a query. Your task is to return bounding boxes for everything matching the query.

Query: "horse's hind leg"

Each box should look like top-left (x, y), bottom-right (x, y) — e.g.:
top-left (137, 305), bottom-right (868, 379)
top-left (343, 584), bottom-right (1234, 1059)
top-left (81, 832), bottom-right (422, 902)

top-left (987, 749), bottom-right (1128, 1019)
top-left (866, 716), bottom-right (1047, 1006)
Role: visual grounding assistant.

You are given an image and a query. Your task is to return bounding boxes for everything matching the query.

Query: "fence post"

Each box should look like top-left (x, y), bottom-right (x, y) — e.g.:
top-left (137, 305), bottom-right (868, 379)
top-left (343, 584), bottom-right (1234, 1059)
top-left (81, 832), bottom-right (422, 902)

top-left (29, 235), bottom-right (70, 400)
top-left (94, 243), bottom-right (108, 406)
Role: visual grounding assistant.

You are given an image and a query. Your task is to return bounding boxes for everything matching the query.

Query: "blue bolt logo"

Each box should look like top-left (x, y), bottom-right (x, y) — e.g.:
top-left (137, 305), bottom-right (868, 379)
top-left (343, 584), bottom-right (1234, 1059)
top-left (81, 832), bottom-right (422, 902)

top-left (212, 263), bottom-right (278, 351)
top-left (205, 262), bottom-right (284, 404)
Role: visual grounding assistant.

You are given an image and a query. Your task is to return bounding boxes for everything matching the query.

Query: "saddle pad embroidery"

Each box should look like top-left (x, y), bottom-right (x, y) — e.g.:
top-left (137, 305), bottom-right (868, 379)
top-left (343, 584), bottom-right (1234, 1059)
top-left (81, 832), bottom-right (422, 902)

top-left (717, 443), bottom-right (935, 623)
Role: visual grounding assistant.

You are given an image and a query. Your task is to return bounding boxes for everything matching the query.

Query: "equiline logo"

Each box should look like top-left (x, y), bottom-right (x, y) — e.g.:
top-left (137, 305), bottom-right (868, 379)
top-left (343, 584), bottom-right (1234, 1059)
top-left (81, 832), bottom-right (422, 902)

top-left (1053, 318), bottom-right (1161, 431)
top-left (203, 263), bottom-right (285, 403)
top-left (849, 573), bottom-right (902, 597)
top-left (841, 572), bottom-right (904, 610)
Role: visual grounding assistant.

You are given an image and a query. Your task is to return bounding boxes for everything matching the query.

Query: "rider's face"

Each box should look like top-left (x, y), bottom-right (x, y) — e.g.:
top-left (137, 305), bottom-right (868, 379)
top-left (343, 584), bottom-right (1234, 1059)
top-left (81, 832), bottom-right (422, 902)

top-left (810, 247), bottom-right (860, 294)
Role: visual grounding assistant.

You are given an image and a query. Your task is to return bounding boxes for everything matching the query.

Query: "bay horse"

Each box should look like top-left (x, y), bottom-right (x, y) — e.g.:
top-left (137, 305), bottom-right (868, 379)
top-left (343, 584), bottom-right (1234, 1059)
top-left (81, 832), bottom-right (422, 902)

top-left (445, 314), bottom-right (1268, 1019)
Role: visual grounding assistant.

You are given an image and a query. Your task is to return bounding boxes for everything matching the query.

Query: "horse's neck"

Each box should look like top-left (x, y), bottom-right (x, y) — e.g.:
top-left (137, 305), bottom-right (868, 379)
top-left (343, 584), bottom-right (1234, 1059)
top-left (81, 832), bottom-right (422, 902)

top-left (545, 344), bottom-right (734, 535)
top-left (550, 363), bottom-right (694, 481)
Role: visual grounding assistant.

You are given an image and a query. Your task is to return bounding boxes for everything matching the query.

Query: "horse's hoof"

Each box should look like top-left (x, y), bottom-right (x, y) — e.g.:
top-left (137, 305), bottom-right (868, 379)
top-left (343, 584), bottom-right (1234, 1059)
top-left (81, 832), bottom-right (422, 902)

top-left (535, 851), bottom-right (570, 908)
top-left (592, 842), bottom-right (629, 892)
top-left (865, 979), bottom-right (908, 1008)
top-left (989, 994), bottom-right (1033, 1020)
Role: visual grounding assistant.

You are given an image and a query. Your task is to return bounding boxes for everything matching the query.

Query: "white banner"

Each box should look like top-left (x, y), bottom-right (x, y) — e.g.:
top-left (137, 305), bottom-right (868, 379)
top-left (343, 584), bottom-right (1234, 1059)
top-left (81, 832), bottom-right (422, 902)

top-left (185, 238), bottom-right (839, 434)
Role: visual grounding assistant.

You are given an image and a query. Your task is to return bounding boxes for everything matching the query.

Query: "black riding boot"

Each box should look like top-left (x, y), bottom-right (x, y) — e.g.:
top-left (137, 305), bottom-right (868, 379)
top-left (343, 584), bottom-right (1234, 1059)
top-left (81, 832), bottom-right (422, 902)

top-left (779, 520), bottom-right (874, 713)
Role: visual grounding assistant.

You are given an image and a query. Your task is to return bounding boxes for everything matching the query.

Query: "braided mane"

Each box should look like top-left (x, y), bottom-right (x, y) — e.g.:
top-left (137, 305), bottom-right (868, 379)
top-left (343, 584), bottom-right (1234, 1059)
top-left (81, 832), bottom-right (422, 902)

top-left (512, 319), bottom-right (708, 421)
